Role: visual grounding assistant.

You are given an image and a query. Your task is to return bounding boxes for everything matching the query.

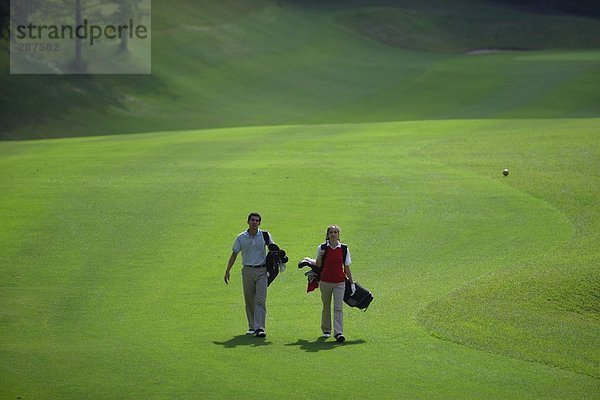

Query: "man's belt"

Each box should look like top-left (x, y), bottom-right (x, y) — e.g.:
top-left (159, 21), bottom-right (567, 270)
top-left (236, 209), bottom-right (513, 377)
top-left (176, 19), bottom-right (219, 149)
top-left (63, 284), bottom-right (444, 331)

top-left (244, 264), bottom-right (265, 268)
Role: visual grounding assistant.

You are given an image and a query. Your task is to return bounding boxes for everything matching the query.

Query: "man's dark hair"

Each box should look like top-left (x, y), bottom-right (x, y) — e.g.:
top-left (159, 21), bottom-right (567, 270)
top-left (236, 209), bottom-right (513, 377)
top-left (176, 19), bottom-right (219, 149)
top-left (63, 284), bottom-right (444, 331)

top-left (247, 212), bottom-right (262, 222)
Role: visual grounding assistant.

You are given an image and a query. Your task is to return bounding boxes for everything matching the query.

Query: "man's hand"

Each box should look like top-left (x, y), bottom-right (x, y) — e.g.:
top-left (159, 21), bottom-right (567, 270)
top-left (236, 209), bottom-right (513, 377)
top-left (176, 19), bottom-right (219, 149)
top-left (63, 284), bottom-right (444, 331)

top-left (225, 253), bottom-right (237, 285)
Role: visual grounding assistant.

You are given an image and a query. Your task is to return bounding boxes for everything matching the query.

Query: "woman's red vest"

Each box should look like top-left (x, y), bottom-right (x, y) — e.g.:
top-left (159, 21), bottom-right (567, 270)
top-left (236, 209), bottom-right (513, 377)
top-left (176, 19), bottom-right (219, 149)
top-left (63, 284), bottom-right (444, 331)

top-left (321, 246), bottom-right (346, 283)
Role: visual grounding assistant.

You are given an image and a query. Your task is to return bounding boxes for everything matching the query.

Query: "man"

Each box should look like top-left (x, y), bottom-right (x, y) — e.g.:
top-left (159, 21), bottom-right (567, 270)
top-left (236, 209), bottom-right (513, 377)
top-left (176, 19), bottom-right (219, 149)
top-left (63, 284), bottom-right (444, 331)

top-left (224, 212), bottom-right (273, 338)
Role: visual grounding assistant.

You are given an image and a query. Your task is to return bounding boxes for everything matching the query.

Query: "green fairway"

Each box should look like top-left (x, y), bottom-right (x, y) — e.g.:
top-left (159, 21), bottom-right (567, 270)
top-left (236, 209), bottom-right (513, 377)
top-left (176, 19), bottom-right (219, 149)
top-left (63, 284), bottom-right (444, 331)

top-left (1, 0), bottom-right (600, 398)
top-left (1, 118), bottom-right (598, 399)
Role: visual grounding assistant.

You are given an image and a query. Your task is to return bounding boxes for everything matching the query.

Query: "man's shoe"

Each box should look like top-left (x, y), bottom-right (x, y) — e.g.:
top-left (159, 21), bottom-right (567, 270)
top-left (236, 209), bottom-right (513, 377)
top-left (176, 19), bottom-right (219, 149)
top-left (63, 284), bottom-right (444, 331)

top-left (322, 332), bottom-right (331, 338)
top-left (335, 333), bottom-right (345, 342)
top-left (255, 329), bottom-right (266, 338)
top-left (246, 329), bottom-right (255, 335)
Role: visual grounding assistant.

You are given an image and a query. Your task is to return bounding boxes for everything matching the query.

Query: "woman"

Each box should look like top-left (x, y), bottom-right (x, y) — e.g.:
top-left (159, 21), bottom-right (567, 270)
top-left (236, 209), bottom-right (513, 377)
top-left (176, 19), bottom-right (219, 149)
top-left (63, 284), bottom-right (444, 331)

top-left (315, 224), bottom-right (354, 342)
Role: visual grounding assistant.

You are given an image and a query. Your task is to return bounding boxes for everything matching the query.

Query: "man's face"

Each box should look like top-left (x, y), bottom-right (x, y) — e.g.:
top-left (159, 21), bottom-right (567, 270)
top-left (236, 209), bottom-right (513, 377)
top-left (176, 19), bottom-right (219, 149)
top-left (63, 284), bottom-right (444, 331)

top-left (248, 216), bottom-right (261, 229)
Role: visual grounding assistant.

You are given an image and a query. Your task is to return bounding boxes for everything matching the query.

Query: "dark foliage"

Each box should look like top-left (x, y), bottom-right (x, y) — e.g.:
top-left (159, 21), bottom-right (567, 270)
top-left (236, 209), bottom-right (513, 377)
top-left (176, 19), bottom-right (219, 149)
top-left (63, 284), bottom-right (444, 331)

top-left (491, 0), bottom-right (600, 17)
top-left (0, 0), bottom-right (9, 39)
top-left (285, 0), bottom-right (600, 17)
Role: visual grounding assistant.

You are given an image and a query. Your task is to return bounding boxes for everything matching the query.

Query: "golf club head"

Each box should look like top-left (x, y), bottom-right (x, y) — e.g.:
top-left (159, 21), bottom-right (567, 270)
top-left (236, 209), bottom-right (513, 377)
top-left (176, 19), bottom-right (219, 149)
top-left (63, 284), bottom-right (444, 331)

top-left (298, 260), bottom-right (314, 269)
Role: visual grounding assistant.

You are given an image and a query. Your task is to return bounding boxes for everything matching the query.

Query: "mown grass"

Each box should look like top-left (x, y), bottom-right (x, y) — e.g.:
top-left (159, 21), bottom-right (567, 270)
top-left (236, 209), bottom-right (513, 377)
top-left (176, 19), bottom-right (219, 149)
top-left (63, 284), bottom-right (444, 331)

top-left (1, 0), bottom-right (599, 398)
top-left (1, 0), bottom-right (599, 138)
top-left (1, 119), bottom-right (598, 399)
top-left (414, 119), bottom-right (600, 378)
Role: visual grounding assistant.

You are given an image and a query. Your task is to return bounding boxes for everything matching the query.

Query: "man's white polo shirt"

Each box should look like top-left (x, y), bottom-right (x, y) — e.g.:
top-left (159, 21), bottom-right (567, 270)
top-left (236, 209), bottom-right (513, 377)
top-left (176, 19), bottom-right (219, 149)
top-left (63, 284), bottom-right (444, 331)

top-left (232, 229), bottom-right (273, 266)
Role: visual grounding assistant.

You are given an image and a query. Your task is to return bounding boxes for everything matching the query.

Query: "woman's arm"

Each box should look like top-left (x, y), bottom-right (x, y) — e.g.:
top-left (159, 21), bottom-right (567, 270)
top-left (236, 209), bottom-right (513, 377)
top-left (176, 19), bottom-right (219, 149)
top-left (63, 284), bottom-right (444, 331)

top-left (315, 247), bottom-right (325, 268)
top-left (344, 264), bottom-right (353, 284)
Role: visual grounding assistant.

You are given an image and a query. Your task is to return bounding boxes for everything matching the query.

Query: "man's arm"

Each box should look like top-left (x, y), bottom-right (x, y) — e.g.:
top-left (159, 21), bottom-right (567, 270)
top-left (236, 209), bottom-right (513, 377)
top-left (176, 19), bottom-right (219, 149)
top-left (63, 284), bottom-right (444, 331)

top-left (224, 252), bottom-right (237, 284)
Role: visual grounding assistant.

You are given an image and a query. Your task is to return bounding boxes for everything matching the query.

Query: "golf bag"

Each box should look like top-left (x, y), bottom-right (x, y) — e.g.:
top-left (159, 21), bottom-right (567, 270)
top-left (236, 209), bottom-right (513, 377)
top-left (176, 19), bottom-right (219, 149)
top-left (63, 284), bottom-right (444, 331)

top-left (344, 280), bottom-right (373, 311)
top-left (263, 231), bottom-right (288, 286)
top-left (298, 255), bottom-right (374, 309)
top-left (298, 257), bottom-right (320, 292)
top-left (297, 243), bottom-right (348, 284)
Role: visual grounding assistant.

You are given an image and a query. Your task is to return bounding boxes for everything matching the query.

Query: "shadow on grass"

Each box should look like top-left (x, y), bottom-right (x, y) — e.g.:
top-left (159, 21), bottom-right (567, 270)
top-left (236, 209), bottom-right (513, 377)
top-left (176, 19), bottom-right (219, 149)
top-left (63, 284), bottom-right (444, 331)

top-left (213, 335), bottom-right (272, 348)
top-left (285, 337), bottom-right (366, 352)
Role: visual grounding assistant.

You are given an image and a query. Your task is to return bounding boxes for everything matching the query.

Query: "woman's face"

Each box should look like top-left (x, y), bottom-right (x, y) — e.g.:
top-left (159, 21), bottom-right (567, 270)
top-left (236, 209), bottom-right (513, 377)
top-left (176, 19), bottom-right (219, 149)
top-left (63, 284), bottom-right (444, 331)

top-left (328, 228), bottom-right (340, 241)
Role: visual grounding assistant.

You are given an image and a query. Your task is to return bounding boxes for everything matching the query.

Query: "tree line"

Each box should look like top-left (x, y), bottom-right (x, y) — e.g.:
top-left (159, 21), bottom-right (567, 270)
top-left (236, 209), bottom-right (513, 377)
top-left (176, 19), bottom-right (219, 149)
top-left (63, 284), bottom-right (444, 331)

top-left (2, 0), bottom-right (598, 42)
top-left (491, 0), bottom-right (600, 16)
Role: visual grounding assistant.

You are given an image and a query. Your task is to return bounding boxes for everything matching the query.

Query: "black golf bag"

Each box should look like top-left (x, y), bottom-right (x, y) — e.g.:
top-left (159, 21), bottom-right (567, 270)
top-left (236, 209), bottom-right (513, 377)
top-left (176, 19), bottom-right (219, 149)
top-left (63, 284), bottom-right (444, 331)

top-left (344, 280), bottom-right (373, 311)
top-left (263, 232), bottom-right (288, 286)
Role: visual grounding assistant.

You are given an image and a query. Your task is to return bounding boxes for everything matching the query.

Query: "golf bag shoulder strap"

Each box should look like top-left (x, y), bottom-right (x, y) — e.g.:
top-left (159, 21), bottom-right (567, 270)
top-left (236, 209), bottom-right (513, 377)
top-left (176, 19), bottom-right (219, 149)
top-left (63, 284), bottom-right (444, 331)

top-left (320, 243), bottom-right (348, 265)
top-left (319, 243), bottom-right (327, 267)
top-left (262, 230), bottom-right (270, 247)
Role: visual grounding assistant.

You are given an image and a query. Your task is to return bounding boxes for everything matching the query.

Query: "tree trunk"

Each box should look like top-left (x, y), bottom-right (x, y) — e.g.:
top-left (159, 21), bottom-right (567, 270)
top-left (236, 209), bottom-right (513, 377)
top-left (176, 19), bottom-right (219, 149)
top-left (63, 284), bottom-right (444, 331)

top-left (119, 33), bottom-right (128, 53)
top-left (72, 0), bottom-right (85, 72)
